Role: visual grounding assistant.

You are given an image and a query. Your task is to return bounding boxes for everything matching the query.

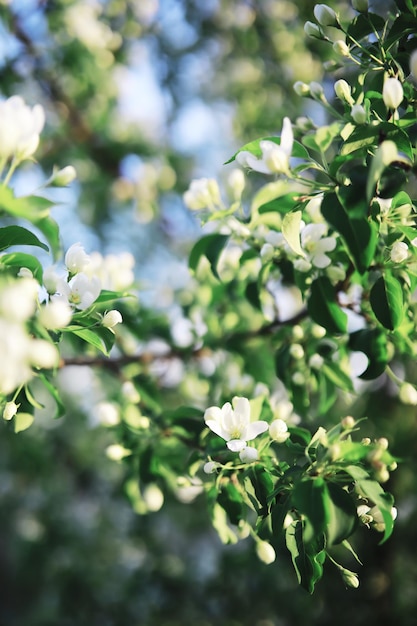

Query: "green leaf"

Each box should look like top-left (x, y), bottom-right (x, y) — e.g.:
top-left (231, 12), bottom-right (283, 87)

top-left (370, 273), bottom-right (404, 330)
top-left (189, 233), bottom-right (229, 279)
top-left (349, 328), bottom-right (388, 379)
top-left (291, 477), bottom-right (329, 542)
top-left (347, 13), bottom-right (386, 42)
top-left (250, 466), bottom-right (274, 512)
top-left (325, 482), bottom-right (358, 546)
top-left (308, 276), bottom-right (348, 334)
top-left (282, 210), bottom-right (304, 256)
top-left (65, 326), bottom-right (115, 355)
top-left (218, 482), bottom-right (244, 526)
top-left (33, 216), bottom-right (61, 259)
top-left (0, 252), bottom-right (43, 280)
top-left (321, 363), bottom-right (355, 393)
top-left (321, 192), bottom-right (377, 274)
top-left (0, 187), bottom-right (52, 220)
top-left (0, 225), bottom-right (49, 252)
top-left (14, 412), bottom-right (35, 433)
top-left (39, 374), bottom-right (66, 419)
top-left (285, 520), bottom-right (326, 593)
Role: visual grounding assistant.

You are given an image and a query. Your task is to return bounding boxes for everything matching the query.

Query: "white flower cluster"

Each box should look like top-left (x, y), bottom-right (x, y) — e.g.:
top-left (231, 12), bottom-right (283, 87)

top-left (0, 96), bottom-right (45, 163)
top-left (203, 395), bottom-right (289, 469)
top-left (236, 117), bottom-right (293, 176)
top-left (0, 277), bottom-right (58, 395)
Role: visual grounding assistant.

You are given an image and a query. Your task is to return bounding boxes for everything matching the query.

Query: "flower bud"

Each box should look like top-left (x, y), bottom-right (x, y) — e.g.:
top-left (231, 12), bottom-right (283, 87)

top-left (50, 165), bottom-right (77, 186)
top-left (65, 242), bottom-right (90, 274)
top-left (334, 79), bottom-right (354, 104)
top-left (239, 446), bottom-right (259, 463)
top-left (382, 77), bottom-right (404, 109)
top-left (3, 401), bottom-right (19, 420)
top-left (304, 21), bottom-right (322, 38)
top-left (309, 81), bottom-right (324, 99)
top-left (410, 49), bottom-right (417, 81)
top-left (292, 325), bottom-right (304, 341)
top-left (333, 40), bottom-right (350, 56)
top-left (314, 4), bottom-right (337, 26)
top-left (17, 267), bottom-right (33, 279)
top-left (292, 372), bottom-right (305, 385)
top-left (399, 382), bottom-right (417, 405)
top-left (102, 309), bottom-right (123, 328)
top-left (351, 103), bottom-right (367, 124)
top-left (341, 569), bottom-right (360, 588)
top-left (390, 241), bottom-right (408, 263)
top-left (342, 415), bottom-right (355, 429)
top-left (352, 0), bottom-right (368, 10)
top-left (293, 81), bottom-right (310, 96)
top-left (39, 300), bottom-right (72, 329)
top-left (309, 353), bottom-right (324, 369)
top-left (143, 483), bottom-right (164, 512)
top-left (269, 419), bottom-right (290, 443)
top-left (106, 444), bottom-right (131, 461)
top-left (377, 437), bottom-right (389, 450)
top-left (289, 343), bottom-right (304, 360)
top-left (203, 461), bottom-right (219, 474)
top-left (256, 540), bottom-right (276, 565)
top-left (95, 402), bottom-right (120, 426)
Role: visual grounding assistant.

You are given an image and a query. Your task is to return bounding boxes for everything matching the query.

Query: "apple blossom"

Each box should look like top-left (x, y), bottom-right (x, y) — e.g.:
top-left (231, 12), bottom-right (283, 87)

top-left (399, 382), bottom-right (417, 405)
top-left (3, 401), bottom-right (19, 421)
top-left (204, 396), bottom-right (268, 452)
top-left (301, 223), bottom-right (336, 268)
top-left (269, 419), bottom-right (290, 443)
top-left (239, 446), bottom-right (259, 463)
top-left (65, 242), bottom-right (91, 274)
top-left (39, 300), bottom-right (73, 329)
top-left (0, 95), bottom-right (45, 161)
top-left (54, 273), bottom-right (101, 310)
top-left (313, 4), bottom-right (337, 26)
top-left (102, 309), bottom-right (123, 328)
top-left (334, 79), bottom-right (354, 105)
top-left (390, 241), bottom-right (408, 263)
top-left (304, 21), bottom-right (322, 38)
top-left (236, 117), bottom-right (293, 175)
top-left (410, 49), bottom-right (417, 81)
top-left (351, 104), bottom-right (367, 124)
top-left (256, 540), bottom-right (276, 564)
top-left (183, 177), bottom-right (221, 211)
top-left (382, 77), bottom-right (404, 110)
top-left (95, 402), bottom-right (120, 426)
top-left (333, 40), bottom-right (350, 56)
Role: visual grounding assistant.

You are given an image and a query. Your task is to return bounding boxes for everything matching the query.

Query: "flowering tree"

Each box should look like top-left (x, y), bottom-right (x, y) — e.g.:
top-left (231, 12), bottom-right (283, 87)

top-left (1, 0), bottom-right (417, 602)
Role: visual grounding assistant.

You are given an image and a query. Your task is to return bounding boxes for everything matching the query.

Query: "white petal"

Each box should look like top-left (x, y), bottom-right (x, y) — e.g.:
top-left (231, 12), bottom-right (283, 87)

top-left (232, 396), bottom-right (250, 423)
top-left (245, 420), bottom-right (269, 441)
top-left (205, 419), bottom-right (228, 441)
top-left (280, 117), bottom-right (294, 156)
top-left (204, 405), bottom-right (222, 423)
top-left (236, 150), bottom-right (272, 174)
top-left (227, 439), bottom-right (247, 452)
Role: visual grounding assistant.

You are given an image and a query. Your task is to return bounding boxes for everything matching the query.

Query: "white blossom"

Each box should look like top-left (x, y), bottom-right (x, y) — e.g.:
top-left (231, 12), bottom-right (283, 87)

top-left (236, 117), bottom-right (293, 175)
top-left (3, 401), bottom-right (19, 421)
top-left (399, 382), bottom-right (417, 405)
top-left (269, 419), bottom-right (290, 443)
top-left (351, 104), bottom-right (367, 124)
top-left (0, 278), bottom-right (38, 322)
top-left (86, 252), bottom-right (135, 291)
top-left (0, 96), bottom-right (45, 161)
top-left (334, 79), bottom-right (354, 105)
top-left (304, 21), bottom-right (322, 38)
top-left (410, 49), bottom-right (417, 81)
top-left (204, 396), bottom-right (268, 452)
top-left (301, 223), bottom-right (336, 268)
top-left (29, 340), bottom-right (59, 369)
top-left (39, 300), bottom-right (73, 329)
top-left (183, 178), bottom-right (221, 211)
top-left (333, 40), bottom-right (350, 56)
top-left (313, 4), bottom-right (337, 26)
top-left (95, 402), bottom-right (120, 426)
top-left (102, 309), bottom-right (123, 328)
top-left (390, 241), bottom-right (408, 263)
top-left (239, 446), bottom-right (259, 463)
top-left (54, 273), bottom-right (101, 310)
top-left (65, 242), bottom-right (91, 274)
top-left (256, 540), bottom-right (276, 564)
top-left (382, 77), bottom-right (404, 110)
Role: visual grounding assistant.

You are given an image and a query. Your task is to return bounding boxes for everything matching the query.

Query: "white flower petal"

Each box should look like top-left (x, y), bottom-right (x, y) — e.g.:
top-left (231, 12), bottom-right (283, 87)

top-left (246, 420), bottom-right (269, 441)
top-left (227, 439), bottom-right (247, 452)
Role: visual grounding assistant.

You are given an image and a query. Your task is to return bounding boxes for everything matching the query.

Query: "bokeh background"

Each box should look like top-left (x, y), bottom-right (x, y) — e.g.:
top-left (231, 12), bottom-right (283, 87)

top-left (1, 1), bottom-right (417, 624)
